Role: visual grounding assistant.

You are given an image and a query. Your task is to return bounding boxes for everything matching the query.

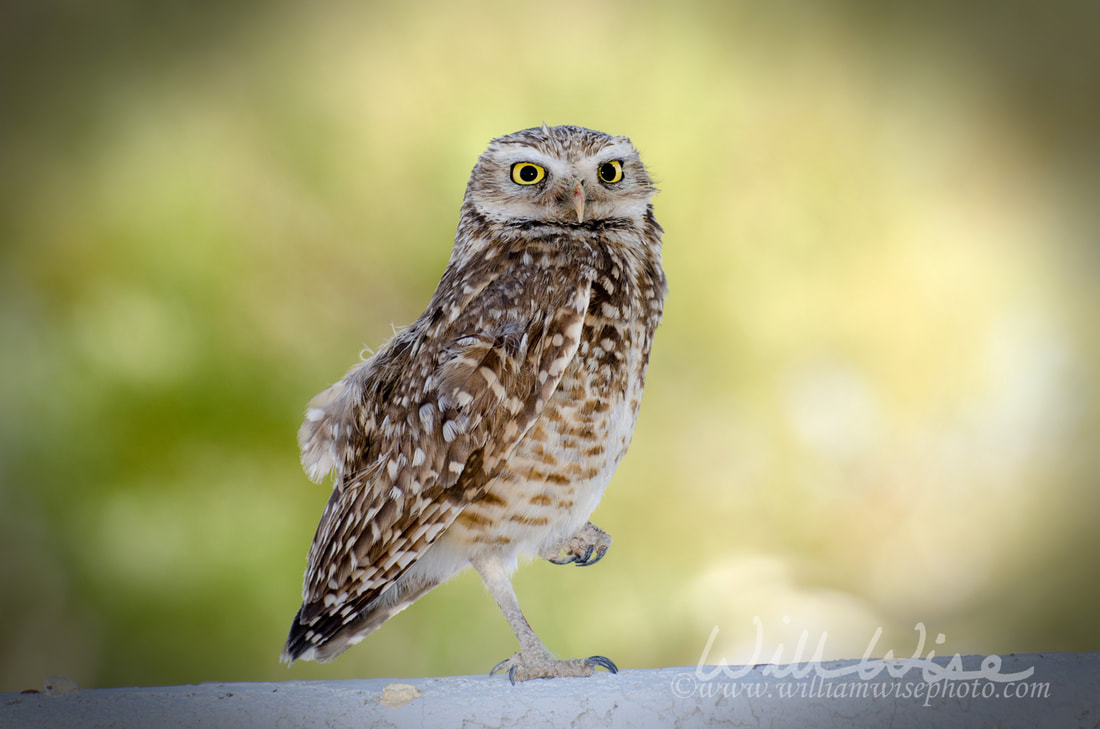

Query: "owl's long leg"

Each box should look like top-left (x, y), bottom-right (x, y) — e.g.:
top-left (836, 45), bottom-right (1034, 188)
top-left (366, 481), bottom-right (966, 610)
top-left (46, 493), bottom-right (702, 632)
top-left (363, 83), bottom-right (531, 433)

top-left (539, 521), bottom-right (612, 567)
top-left (472, 555), bottom-right (617, 683)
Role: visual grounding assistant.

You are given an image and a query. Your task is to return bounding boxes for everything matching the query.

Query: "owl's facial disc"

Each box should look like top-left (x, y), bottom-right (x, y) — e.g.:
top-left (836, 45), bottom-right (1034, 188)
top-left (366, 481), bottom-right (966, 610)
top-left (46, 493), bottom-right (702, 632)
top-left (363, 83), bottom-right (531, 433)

top-left (467, 128), bottom-right (655, 225)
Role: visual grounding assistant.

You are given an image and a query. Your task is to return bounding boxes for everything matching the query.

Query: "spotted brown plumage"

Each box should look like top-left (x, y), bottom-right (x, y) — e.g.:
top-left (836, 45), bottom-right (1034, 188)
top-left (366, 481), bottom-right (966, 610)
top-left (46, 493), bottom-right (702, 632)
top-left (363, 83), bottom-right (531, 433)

top-left (283, 125), bottom-right (666, 680)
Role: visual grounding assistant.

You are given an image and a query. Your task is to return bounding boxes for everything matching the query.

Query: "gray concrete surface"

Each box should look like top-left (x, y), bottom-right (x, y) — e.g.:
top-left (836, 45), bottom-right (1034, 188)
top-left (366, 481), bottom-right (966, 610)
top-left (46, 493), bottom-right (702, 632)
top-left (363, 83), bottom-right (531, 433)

top-left (2, 653), bottom-right (1096, 728)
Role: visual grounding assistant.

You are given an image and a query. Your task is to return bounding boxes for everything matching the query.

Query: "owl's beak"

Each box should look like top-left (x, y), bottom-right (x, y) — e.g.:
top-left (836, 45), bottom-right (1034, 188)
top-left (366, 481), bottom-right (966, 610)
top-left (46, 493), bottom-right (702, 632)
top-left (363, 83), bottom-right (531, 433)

top-left (570, 179), bottom-right (585, 223)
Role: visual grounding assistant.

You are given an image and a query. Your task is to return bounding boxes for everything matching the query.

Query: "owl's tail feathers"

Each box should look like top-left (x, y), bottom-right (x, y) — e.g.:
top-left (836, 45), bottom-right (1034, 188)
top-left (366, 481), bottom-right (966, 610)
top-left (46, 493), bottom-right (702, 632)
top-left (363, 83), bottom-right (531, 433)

top-left (280, 579), bottom-right (439, 665)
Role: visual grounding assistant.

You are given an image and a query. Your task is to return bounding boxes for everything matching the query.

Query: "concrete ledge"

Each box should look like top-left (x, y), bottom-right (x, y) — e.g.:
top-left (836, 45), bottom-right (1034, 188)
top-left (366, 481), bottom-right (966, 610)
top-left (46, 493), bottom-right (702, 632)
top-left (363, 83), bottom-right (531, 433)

top-left (3, 653), bottom-right (1097, 728)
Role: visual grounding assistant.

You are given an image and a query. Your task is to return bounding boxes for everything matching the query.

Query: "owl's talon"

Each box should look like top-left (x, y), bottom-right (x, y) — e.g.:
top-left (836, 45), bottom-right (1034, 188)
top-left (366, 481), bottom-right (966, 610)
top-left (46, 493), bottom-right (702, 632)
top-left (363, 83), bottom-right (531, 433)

top-left (586, 655), bottom-right (619, 673)
top-left (578, 542), bottom-right (609, 566)
top-left (490, 655), bottom-right (517, 676)
top-left (489, 650), bottom-right (617, 682)
top-left (543, 522), bottom-right (612, 567)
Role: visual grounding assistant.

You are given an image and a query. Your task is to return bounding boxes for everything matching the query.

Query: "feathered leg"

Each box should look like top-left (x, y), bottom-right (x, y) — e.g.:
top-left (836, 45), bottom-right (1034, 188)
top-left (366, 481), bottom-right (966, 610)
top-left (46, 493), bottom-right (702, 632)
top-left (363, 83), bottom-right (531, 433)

top-left (472, 555), bottom-right (617, 683)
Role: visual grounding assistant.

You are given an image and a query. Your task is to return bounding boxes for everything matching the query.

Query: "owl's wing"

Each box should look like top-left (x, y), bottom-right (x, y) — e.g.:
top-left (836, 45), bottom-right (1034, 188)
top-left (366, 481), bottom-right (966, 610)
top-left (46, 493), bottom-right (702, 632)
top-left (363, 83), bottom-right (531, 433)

top-left (284, 265), bottom-right (592, 661)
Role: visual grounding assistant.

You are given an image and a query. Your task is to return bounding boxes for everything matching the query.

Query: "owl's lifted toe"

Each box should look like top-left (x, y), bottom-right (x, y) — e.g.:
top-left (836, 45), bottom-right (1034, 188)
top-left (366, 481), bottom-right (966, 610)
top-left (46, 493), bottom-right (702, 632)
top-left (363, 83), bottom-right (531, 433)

top-left (490, 651), bottom-right (619, 684)
top-left (542, 522), bottom-right (612, 567)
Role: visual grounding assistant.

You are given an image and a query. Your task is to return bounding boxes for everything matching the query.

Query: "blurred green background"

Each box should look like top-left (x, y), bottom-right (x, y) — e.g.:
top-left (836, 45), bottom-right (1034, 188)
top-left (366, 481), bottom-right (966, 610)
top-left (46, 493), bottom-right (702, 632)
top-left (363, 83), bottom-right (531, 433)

top-left (2, 0), bottom-right (1098, 691)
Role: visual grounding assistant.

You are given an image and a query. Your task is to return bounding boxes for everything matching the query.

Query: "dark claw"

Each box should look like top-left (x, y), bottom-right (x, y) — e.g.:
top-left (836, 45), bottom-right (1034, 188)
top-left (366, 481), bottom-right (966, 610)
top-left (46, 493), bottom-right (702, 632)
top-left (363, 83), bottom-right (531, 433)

top-left (489, 657), bottom-right (520, 684)
top-left (586, 655), bottom-right (619, 673)
top-left (547, 553), bottom-right (578, 566)
top-left (575, 543), bottom-right (608, 567)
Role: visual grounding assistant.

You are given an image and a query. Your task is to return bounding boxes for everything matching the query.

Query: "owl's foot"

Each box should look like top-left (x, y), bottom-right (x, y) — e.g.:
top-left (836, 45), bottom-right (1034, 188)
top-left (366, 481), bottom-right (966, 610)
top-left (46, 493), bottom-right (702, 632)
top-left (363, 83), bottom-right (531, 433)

top-left (541, 522), bottom-right (612, 567)
top-left (490, 650), bottom-right (618, 684)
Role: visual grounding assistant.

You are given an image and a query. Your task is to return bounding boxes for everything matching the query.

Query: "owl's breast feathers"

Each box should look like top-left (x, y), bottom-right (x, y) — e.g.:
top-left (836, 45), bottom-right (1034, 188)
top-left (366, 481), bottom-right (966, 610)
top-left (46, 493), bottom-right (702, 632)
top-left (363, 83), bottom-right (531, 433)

top-left (285, 225), bottom-right (663, 660)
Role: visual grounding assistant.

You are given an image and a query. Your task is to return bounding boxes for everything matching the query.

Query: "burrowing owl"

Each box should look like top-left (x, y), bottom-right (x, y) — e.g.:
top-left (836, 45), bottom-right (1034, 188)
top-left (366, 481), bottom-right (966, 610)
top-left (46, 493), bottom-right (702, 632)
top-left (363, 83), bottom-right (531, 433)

top-left (282, 124), bottom-right (666, 681)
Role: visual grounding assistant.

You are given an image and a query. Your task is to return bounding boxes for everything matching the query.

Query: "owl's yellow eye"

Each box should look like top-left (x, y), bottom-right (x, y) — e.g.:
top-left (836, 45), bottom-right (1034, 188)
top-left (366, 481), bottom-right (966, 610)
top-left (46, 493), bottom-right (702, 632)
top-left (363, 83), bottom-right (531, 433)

top-left (598, 160), bottom-right (623, 184)
top-left (511, 162), bottom-right (546, 185)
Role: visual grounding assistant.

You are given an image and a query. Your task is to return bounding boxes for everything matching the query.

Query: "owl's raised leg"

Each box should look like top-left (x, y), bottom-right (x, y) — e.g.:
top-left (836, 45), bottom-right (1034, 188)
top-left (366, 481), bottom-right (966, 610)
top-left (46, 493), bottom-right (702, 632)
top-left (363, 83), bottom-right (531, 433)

top-left (472, 555), bottom-right (618, 683)
top-left (539, 521), bottom-right (612, 567)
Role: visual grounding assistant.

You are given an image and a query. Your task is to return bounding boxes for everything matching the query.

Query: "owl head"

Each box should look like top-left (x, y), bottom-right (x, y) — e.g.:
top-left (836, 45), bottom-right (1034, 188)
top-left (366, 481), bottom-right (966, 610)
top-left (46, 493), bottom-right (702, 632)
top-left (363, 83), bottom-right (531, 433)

top-left (463, 124), bottom-right (657, 226)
